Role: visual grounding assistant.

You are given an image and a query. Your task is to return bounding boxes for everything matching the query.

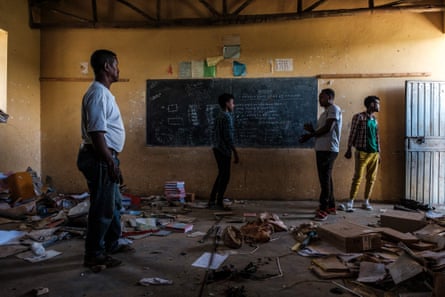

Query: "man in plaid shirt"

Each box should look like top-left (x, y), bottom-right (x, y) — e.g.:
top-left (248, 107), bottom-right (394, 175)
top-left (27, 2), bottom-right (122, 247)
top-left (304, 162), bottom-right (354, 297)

top-left (344, 95), bottom-right (380, 212)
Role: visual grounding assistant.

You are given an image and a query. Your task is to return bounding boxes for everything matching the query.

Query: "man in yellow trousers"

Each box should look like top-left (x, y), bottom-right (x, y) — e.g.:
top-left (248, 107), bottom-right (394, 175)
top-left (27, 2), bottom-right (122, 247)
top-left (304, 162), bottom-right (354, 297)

top-left (344, 96), bottom-right (380, 212)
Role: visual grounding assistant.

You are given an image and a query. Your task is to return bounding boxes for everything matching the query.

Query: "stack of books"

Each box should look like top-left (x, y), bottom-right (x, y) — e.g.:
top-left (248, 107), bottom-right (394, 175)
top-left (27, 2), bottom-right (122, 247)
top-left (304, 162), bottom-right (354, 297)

top-left (164, 181), bottom-right (186, 203)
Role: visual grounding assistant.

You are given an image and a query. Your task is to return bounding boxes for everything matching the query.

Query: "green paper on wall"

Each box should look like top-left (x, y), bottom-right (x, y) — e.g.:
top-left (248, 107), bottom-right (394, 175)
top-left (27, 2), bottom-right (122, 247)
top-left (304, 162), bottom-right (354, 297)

top-left (204, 63), bottom-right (216, 77)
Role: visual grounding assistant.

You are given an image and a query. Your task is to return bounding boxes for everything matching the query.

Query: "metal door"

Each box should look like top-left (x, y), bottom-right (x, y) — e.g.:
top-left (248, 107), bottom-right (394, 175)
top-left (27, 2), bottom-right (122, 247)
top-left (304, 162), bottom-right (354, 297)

top-left (405, 80), bottom-right (445, 205)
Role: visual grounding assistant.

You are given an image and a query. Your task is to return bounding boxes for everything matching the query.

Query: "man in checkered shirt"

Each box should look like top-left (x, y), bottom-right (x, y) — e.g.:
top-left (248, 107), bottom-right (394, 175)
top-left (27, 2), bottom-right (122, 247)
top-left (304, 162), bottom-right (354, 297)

top-left (344, 96), bottom-right (381, 212)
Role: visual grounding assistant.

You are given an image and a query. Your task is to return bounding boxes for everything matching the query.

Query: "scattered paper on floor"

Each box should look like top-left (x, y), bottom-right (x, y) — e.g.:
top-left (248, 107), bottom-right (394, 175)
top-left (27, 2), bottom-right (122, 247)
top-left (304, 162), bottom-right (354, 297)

top-left (192, 252), bottom-right (228, 270)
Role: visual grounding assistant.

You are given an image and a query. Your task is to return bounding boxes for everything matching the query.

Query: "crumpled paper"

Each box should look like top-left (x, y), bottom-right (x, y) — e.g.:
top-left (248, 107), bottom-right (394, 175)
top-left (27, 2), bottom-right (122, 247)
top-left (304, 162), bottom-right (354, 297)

top-left (139, 277), bottom-right (173, 286)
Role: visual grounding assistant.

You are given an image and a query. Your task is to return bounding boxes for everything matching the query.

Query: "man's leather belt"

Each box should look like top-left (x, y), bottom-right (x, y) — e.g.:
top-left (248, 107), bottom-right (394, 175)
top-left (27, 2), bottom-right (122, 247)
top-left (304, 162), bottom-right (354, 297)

top-left (80, 143), bottom-right (118, 157)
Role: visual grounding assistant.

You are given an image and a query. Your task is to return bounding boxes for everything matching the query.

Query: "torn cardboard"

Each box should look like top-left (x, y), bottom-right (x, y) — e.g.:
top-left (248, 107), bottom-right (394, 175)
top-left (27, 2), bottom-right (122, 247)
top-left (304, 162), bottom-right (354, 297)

top-left (380, 210), bottom-right (427, 233)
top-left (318, 220), bottom-right (381, 253)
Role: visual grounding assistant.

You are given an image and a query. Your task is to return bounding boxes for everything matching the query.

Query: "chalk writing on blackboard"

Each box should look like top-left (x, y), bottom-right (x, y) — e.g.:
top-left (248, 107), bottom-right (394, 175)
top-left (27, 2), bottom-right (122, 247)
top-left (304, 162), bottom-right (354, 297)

top-left (146, 78), bottom-right (317, 147)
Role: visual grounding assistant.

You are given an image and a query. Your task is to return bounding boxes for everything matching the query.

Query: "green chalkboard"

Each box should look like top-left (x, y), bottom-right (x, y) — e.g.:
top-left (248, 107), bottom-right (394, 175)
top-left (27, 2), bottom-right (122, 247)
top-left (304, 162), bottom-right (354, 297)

top-left (146, 77), bottom-right (317, 147)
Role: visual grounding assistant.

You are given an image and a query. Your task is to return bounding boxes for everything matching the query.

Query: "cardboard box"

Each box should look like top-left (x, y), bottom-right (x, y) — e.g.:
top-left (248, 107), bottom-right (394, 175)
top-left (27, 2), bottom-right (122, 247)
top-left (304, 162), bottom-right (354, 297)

top-left (380, 210), bottom-right (427, 233)
top-left (434, 272), bottom-right (445, 297)
top-left (7, 172), bottom-right (35, 202)
top-left (318, 220), bottom-right (381, 253)
top-left (185, 192), bottom-right (195, 202)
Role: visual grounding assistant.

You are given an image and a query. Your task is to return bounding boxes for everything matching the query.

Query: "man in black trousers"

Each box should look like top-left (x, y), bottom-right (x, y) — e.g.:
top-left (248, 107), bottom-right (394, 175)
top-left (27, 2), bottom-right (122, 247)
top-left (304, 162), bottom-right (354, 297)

top-left (208, 93), bottom-right (239, 210)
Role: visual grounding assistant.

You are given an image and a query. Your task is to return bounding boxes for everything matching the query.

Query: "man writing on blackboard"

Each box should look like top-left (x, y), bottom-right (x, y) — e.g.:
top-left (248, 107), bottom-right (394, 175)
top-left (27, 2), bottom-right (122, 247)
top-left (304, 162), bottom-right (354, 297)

top-left (299, 88), bottom-right (342, 221)
top-left (208, 93), bottom-right (239, 210)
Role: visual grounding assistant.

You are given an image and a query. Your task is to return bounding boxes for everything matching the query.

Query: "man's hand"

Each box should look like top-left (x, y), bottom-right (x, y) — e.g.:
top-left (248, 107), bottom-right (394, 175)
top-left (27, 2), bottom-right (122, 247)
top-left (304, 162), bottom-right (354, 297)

top-left (303, 123), bottom-right (315, 133)
top-left (90, 132), bottom-right (122, 184)
top-left (233, 152), bottom-right (240, 164)
top-left (344, 148), bottom-right (352, 159)
top-left (299, 133), bottom-right (312, 143)
top-left (107, 159), bottom-right (121, 183)
top-left (119, 172), bottom-right (124, 185)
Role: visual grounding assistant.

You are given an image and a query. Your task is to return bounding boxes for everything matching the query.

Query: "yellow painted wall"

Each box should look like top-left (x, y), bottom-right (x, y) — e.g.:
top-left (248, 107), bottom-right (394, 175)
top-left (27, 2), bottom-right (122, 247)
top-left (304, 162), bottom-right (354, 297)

top-left (0, 1), bottom-right (41, 173)
top-left (40, 12), bottom-right (445, 202)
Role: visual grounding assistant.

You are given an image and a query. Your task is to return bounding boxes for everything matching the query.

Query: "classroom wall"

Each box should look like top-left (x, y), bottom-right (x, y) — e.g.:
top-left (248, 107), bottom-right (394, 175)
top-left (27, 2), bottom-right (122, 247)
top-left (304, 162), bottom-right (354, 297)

top-left (0, 1), bottom-right (41, 174)
top-left (40, 12), bottom-right (445, 202)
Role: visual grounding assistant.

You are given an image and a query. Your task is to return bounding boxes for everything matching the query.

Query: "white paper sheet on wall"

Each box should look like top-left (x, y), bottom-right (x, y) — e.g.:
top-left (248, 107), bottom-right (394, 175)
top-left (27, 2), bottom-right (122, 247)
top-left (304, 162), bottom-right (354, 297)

top-left (274, 58), bottom-right (293, 72)
top-left (191, 60), bottom-right (204, 78)
top-left (179, 61), bottom-right (192, 78)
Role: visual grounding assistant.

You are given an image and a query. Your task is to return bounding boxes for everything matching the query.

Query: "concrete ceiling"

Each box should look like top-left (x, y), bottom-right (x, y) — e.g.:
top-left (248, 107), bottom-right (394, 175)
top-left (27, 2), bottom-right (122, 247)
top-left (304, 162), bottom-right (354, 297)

top-left (28, 0), bottom-right (445, 29)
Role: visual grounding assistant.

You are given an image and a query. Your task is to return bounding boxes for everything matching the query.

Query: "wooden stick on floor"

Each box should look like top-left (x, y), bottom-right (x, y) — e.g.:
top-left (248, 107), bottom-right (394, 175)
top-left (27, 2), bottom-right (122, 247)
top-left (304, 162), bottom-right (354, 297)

top-left (198, 226), bottom-right (220, 297)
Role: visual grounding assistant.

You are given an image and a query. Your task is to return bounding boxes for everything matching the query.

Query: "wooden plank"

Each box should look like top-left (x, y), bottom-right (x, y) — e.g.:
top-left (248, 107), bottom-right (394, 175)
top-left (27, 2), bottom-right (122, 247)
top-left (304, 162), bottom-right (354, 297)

top-left (434, 272), bottom-right (445, 297)
top-left (374, 227), bottom-right (418, 243)
top-left (317, 72), bottom-right (431, 79)
top-left (310, 265), bottom-right (353, 279)
top-left (40, 77), bottom-right (130, 82)
top-left (312, 256), bottom-right (349, 272)
top-left (408, 241), bottom-right (436, 251)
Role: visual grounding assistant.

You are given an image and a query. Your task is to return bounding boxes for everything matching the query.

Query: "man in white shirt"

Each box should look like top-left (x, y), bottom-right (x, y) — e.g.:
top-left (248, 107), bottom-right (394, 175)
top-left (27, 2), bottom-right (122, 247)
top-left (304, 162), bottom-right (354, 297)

top-left (300, 88), bottom-right (342, 221)
top-left (77, 49), bottom-right (129, 269)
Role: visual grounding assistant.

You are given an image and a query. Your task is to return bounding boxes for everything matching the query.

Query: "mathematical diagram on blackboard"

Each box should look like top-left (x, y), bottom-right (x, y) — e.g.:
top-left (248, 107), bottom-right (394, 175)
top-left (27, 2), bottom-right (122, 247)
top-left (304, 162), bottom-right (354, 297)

top-left (146, 78), bottom-right (317, 147)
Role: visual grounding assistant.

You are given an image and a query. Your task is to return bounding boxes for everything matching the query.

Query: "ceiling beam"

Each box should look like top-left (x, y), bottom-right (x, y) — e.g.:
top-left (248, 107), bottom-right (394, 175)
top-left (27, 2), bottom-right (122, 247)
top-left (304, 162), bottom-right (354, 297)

top-left (304, 0), bottom-right (328, 12)
top-left (199, 0), bottom-right (220, 17)
top-left (28, 0), bottom-right (445, 29)
top-left (116, 0), bottom-right (156, 22)
top-left (231, 0), bottom-right (255, 16)
top-left (91, 0), bottom-right (98, 23)
top-left (156, 0), bottom-right (161, 21)
top-left (222, 0), bottom-right (228, 15)
top-left (45, 7), bottom-right (91, 23)
top-left (378, 1), bottom-right (406, 8)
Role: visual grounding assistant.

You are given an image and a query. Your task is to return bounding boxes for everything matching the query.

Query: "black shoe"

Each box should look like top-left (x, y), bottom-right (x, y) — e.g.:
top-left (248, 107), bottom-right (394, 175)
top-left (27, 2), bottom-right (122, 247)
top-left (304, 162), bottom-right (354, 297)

top-left (108, 244), bottom-right (135, 254)
top-left (209, 204), bottom-right (231, 211)
top-left (207, 201), bottom-right (217, 209)
top-left (84, 254), bottom-right (122, 268)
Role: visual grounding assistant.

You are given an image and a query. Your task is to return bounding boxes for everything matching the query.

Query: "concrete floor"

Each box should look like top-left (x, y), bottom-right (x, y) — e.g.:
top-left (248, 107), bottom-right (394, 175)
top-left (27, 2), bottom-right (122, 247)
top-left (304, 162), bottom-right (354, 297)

top-left (0, 200), bottom-right (391, 297)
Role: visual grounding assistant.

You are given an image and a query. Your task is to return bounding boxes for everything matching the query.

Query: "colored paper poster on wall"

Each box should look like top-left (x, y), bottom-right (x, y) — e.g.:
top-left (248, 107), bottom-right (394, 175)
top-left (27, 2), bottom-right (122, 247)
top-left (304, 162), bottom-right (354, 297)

top-left (191, 60), bottom-right (204, 78)
top-left (204, 62), bottom-right (216, 78)
top-left (223, 45), bottom-right (240, 59)
top-left (233, 61), bottom-right (246, 77)
top-left (206, 56), bottom-right (224, 66)
top-left (181, 60), bottom-right (216, 78)
top-left (222, 34), bottom-right (240, 46)
top-left (178, 61), bottom-right (192, 78)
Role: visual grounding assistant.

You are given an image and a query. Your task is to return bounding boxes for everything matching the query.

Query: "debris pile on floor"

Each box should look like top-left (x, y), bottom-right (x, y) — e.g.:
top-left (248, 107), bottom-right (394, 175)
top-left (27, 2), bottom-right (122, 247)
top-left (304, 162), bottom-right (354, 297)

top-left (0, 170), bottom-right (198, 262)
top-left (2, 169), bottom-right (445, 296)
top-left (291, 206), bottom-right (445, 296)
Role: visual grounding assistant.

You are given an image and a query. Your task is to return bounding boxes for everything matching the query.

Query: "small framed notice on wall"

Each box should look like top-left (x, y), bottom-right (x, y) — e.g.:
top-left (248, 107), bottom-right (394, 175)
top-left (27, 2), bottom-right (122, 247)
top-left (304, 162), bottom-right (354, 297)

top-left (274, 59), bottom-right (293, 72)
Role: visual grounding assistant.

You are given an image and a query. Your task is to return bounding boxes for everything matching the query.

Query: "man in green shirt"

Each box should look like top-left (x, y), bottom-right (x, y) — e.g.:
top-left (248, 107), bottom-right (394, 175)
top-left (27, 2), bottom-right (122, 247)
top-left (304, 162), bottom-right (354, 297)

top-left (344, 95), bottom-right (381, 212)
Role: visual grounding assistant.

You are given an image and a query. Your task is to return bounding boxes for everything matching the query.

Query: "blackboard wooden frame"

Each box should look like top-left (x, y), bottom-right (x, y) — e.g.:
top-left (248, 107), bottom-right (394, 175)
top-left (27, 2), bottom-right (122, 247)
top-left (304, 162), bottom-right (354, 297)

top-left (146, 77), bottom-right (317, 148)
